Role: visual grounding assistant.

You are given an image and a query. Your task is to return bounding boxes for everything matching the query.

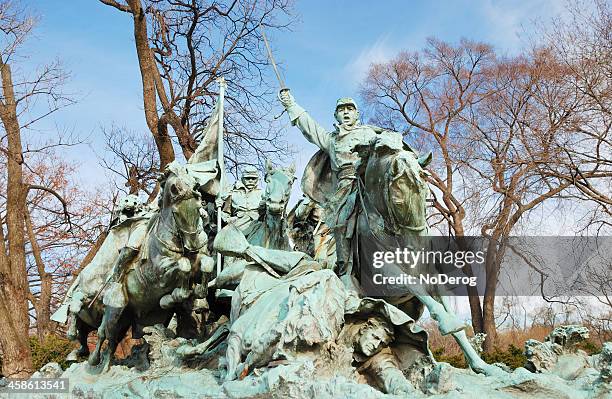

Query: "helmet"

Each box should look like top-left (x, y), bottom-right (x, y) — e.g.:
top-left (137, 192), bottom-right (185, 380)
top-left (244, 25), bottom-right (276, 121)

top-left (241, 165), bottom-right (259, 178)
top-left (335, 97), bottom-right (358, 111)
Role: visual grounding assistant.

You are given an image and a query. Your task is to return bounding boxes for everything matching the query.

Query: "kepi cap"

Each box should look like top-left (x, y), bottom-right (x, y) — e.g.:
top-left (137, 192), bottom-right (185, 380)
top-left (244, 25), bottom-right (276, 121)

top-left (335, 97), bottom-right (358, 111)
top-left (242, 165), bottom-right (259, 178)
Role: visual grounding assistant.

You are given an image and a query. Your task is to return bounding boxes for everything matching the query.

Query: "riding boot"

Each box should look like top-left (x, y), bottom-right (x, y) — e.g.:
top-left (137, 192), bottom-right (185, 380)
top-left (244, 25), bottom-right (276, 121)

top-left (333, 226), bottom-right (353, 277)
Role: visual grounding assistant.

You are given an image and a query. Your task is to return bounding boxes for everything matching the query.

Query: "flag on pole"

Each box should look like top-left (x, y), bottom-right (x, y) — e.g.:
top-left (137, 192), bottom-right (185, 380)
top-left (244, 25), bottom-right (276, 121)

top-left (187, 78), bottom-right (227, 278)
top-left (188, 78), bottom-right (227, 199)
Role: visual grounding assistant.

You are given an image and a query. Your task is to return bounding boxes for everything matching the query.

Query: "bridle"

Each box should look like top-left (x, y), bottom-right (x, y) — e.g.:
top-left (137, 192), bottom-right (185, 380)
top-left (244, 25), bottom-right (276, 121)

top-left (155, 188), bottom-right (203, 254)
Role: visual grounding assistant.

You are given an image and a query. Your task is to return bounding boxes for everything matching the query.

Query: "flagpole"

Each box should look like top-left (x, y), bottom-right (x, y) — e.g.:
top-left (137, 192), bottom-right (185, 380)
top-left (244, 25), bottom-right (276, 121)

top-left (216, 77), bottom-right (226, 278)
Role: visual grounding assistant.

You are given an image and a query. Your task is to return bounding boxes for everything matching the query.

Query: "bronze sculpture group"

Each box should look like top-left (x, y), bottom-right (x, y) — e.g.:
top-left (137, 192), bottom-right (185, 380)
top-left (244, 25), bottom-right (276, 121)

top-left (52, 89), bottom-right (504, 395)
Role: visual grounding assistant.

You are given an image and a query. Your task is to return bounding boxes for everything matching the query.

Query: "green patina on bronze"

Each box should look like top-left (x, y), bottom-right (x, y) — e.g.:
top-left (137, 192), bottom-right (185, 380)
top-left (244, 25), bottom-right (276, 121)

top-left (45, 87), bottom-right (609, 399)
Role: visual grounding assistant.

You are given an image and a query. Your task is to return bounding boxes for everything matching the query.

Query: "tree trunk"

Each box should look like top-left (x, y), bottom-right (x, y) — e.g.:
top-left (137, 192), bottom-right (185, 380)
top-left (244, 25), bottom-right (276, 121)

top-left (24, 210), bottom-right (53, 339)
top-left (467, 279), bottom-right (484, 333)
top-left (126, 0), bottom-right (175, 169)
top-left (0, 61), bottom-right (33, 377)
top-left (454, 232), bottom-right (484, 333)
top-left (481, 236), bottom-right (502, 352)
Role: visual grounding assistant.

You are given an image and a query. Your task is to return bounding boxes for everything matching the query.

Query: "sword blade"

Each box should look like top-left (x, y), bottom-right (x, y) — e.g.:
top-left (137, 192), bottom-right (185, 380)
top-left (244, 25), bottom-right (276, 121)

top-left (260, 24), bottom-right (286, 89)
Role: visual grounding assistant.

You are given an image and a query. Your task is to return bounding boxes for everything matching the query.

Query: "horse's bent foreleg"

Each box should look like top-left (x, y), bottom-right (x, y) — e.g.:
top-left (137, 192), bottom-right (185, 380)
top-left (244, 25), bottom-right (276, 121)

top-left (416, 295), bottom-right (466, 335)
top-left (160, 287), bottom-right (191, 309)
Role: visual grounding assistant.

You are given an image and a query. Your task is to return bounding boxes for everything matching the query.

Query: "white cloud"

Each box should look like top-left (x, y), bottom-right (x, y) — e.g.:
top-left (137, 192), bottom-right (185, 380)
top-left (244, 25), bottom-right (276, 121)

top-left (343, 35), bottom-right (396, 88)
top-left (478, 0), bottom-right (568, 52)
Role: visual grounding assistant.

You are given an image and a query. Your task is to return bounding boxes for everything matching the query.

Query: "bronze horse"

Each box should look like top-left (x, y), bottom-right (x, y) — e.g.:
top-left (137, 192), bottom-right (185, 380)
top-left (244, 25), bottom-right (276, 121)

top-left (358, 137), bottom-right (504, 376)
top-left (81, 163), bottom-right (211, 371)
top-left (243, 160), bottom-right (295, 251)
top-left (213, 160), bottom-right (295, 290)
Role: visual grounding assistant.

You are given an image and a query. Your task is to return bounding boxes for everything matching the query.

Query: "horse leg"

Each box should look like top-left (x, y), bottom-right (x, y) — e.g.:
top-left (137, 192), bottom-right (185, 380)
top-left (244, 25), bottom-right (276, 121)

top-left (160, 261), bottom-right (191, 309)
top-left (416, 295), bottom-right (466, 335)
top-left (434, 294), bottom-right (506, 375)
top-left (175, 302), bottom-right (198, 339)
top-left (88, 314), bottom-right (107, 367)
top-left (67, 311), bottom-right (78, 341)
top-left (67, 318), bottom-right (90, 361)
top-left (100, 313), bottom-right (130, 372)
top-left (88, 303), bottom-right (124, 366)
top-left (428, 295), bottom-right (507, 376)
top-left (76, 318), bottom-right (91, 357)
top-left (451, 330), bottom-right (506, 377)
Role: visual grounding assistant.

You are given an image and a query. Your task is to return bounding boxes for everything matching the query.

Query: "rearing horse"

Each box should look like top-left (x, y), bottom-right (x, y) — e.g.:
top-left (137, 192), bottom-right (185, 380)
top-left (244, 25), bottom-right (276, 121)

top-left (358, 137), bottom-right (504, 377)
top-left (87, 162), bottom-right (211, 370)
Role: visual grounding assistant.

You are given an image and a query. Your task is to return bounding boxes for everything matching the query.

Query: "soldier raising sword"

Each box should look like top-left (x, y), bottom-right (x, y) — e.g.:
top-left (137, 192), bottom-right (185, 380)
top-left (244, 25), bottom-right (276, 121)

top-left (260, 25), bottom-right (405, 290)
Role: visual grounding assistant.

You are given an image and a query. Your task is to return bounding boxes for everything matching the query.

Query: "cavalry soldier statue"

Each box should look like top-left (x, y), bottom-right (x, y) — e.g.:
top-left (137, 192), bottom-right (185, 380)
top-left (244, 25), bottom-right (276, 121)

top-left (220, 165), bottom-right (263, 233)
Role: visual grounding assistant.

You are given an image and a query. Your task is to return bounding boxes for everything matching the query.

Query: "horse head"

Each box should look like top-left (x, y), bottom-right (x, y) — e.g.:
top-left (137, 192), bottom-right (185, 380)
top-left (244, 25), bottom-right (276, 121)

top-left (243, 160), bottom-right (296, 251)
top-left (160, 161), bottom-right (205, 253)
top-left (387, 150), bottom-right (429, 234)
top-left (365, 137), bottom-right (430, 236)
top-left (262, 159), bottom-right (296, 217)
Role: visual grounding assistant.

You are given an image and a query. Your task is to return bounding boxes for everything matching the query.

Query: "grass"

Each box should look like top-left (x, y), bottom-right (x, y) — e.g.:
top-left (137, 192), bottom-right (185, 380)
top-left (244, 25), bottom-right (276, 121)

top-left (428, 323), bottom-right (605, 370)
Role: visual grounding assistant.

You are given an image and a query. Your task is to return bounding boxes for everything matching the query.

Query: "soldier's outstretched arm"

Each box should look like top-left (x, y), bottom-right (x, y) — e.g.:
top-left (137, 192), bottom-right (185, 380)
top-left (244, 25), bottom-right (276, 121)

top-left (279, 89), bottom-right (332, 153)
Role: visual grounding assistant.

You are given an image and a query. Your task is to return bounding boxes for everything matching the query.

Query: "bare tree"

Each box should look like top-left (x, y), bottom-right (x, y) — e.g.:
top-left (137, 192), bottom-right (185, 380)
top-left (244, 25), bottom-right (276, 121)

top-left (361, 38), bottom-right (497, 334)
top-left (17, 155), bottom-right (110, 339)
top-left (537, 0), bottom-right (612, 234)
top-left (0, 1), bottom-right (41, 377)
top-left (460, 49), bottom-right (583, 350)
top-left (99, 0), bottom-right (293, 175)
top-left (0, 1), bottom-right (106, 376)
top-left (100, 125), bottom-right (160, 201)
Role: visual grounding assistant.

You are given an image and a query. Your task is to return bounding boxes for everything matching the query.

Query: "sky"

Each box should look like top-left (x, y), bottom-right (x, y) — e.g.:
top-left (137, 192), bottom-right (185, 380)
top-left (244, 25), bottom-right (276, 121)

top-left (24, 0), bottom-right (569, 199)
top-left (23, 0), bottom-right (605, 322)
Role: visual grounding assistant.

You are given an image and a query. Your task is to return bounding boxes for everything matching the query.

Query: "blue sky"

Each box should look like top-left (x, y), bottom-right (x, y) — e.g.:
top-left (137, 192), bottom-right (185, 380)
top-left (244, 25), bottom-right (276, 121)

top-left (25, 0), bottom-right (567, 194)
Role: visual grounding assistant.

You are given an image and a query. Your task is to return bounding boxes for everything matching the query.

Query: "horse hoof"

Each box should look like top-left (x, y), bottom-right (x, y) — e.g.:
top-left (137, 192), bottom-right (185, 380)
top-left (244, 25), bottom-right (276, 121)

top-left (471, 362), bottom-right (508, 378)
